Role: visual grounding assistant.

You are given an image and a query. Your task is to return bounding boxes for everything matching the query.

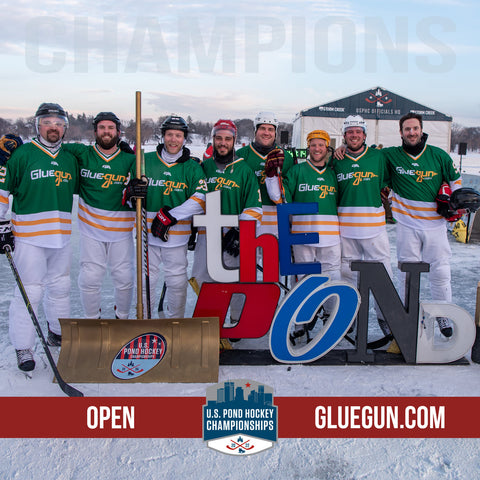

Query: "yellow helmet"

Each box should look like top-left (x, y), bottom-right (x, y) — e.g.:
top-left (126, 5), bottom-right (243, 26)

top-left (306, 130), bottom-right (330, 147)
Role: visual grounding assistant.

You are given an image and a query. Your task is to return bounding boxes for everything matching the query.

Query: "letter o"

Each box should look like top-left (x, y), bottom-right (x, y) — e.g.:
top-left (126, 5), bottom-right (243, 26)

top-left (87, 406), bottom-right (98, 429)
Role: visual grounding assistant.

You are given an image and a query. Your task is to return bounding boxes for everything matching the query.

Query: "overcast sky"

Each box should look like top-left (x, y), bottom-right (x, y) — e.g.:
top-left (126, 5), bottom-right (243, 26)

top-left (1, 0), bottom-right (479, 126)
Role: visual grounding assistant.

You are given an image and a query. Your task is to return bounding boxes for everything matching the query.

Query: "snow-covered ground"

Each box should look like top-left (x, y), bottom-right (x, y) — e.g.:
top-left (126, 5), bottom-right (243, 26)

top-left (1, 144), bottom-right (480, 479)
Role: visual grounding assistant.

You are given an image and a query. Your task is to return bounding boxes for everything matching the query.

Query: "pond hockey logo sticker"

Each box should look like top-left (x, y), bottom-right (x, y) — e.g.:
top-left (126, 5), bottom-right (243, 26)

top-left (203, 379), bottom-right (278, 455)
top-left (111, 332), bottom-right (166, 380)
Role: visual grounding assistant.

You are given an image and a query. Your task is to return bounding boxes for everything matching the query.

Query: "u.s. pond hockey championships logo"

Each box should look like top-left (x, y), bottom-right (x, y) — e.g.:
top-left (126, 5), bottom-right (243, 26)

top-left (111, 332), bottom-right (167, 380)
top-left (203, 379), bottom-right (278, 455)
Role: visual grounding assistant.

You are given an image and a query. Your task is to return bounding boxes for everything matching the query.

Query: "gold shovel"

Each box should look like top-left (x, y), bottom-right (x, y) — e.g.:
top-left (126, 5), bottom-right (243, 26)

top-left (57, 92), bottom-right (218, 384)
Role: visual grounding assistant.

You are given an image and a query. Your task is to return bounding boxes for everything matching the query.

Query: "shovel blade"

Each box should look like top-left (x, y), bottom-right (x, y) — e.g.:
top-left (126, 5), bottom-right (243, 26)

top-left (57, 317), bottom-right (219, 383)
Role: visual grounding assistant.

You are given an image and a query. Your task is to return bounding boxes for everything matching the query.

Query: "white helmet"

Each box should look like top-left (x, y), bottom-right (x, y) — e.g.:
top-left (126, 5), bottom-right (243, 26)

top-left (254, 111), bottom-right (279, 130)
top-left (342, 115), bottom-right (367, 134)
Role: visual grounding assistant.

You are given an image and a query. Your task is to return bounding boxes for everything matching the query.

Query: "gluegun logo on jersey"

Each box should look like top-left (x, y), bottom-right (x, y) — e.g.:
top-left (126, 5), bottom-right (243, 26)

top-left (203, 379), bottom-right (278, 455)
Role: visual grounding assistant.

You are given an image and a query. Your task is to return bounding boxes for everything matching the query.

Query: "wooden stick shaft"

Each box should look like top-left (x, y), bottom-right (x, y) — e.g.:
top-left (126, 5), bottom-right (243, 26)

top-left (135, 91), bottom-right (144, 320)
top-left (475, 281), bottom-right (480, 327)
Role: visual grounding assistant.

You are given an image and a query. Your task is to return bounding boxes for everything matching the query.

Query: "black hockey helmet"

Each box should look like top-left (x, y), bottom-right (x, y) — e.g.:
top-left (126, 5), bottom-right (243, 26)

top-left (161, 115), bottom-right (188, 139)
top-left (450, 187), bottom-right (480, 212)
top-left (93, 112), bottom-right (121, 131)
top-left (35, 102), bottom-right (68, 120)
top-left (35, 102), bottom-right (69, 137)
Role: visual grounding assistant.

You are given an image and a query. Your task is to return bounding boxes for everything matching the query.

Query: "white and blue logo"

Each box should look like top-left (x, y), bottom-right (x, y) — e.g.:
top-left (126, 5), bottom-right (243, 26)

top-left (203, 379), bottom-right (278, 455)
top-left (111, 332), bottom-right (167, 380)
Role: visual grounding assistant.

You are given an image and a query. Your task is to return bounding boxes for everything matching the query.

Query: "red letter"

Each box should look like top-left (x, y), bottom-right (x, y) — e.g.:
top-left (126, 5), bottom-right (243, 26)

top-left (239, 220), bottom-right (279, 282)
top-left (193, 283), bottom-right (281, 339)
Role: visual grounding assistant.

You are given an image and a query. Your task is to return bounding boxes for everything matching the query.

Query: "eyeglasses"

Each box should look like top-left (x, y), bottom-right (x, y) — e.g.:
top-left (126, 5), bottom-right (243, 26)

top-left (39, 120), bottom-right (66, 128)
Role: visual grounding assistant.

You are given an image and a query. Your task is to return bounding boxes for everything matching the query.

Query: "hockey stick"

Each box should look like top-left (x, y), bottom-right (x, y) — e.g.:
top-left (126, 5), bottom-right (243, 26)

top-left (157, 282), bottom-right (167, 315)
top-left (291, 146), bottom-right (298, 165)
top-left (140, 148), bottom-right (151, 318)
top-left (471, 281), bottom-right (480, 363)
top-left (3, 245), bottom-right (83, 397)
top-left (256, 264), bottom-right (289, 292)
top-left (142, 196), bottom-right (151, 318)
top-left (465, 211), bottom-right (472, 244)
top-left (277, 165), bottom-right (294, 289)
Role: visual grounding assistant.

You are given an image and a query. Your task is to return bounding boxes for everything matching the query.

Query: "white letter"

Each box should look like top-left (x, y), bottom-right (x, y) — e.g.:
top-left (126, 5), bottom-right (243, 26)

top-left (315, 406), bottom-right (326, 429)
top-left (315, 17), bottom-right (355, 73)
top-left (99, 406), bottom-right (111, 429)
top-left (245, 17), bottom-right (285, 73)
top-left (178, 16), bottom-right (235, 73)
top-left (125, 17), bottom-right (170, 73)
top-left (25, 17), bottom-right (66, 73)
top-left (193, 190), bottom-right (239, 282)
top-left (86, 406), bottom-right (98, 429)
top-left (415, 17), bottom-right (455, 73)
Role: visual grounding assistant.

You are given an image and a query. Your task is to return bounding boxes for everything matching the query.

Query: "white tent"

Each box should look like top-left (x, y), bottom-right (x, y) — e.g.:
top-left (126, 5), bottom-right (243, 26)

top-left (292, 87), bottom-right (452, 152)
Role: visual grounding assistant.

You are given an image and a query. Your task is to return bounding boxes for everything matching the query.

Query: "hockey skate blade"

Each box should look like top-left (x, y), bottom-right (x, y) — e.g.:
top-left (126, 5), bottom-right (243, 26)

top-left (56, 317), bottom-right (219, 383)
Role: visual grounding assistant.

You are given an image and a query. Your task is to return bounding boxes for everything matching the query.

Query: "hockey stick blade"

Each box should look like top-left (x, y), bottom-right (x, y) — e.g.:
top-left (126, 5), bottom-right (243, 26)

top-left (4, 245), bottom-right (84, 397)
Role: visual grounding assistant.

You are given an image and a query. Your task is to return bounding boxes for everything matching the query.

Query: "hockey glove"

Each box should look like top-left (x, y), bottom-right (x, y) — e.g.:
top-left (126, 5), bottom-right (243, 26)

top-left (151, 206), bottom-right (177, 242)
top-left (436, 183), bottom-right (463, 222)
top-left (122, 176), bottom-right (148, 208)
top-left (0, 134), bottom-right (23, 166)
top-left (264, 148), bottom-right (284, 177)
top-left (222, 227), bottom-right (240, 257)
top-left (0, 221), bottom-right (14, 253)
top-left (380, 187), bottom-right (391, 202)
top-left (118, 140), bottom-right (135, 154)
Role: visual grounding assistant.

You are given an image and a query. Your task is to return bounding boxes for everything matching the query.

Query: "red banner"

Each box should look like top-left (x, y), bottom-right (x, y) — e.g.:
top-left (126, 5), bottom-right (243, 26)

top-left (0, 397), bottom-right (477, 438)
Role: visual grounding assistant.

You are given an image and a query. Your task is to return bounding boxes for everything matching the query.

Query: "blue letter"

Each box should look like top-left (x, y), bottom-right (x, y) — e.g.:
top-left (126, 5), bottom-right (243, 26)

top-left (277, 202), bottom-right (322, 276)
top-left (269, 275), bottom-right (360, 363)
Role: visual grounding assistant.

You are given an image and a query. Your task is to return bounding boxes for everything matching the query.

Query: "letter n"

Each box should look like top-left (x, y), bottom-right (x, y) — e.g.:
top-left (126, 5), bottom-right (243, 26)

top-left (347, 261), bottom-right (429, 363)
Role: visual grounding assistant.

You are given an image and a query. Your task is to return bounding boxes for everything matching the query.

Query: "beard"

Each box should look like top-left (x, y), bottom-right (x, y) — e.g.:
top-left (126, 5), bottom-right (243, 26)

top-left (96, 132), bottom-right (119, 150)
top-left (45, 130), bottom-right (61, 143)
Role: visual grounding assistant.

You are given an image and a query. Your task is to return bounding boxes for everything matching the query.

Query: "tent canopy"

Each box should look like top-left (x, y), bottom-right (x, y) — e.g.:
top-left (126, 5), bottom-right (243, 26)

top-left (292, 87), bottom-right (452, 151)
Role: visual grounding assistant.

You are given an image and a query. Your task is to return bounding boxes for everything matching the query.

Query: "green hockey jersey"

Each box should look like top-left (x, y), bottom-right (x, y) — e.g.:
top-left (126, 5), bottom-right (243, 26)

top-left (236, 143), bottom-right (294, 233)
top-left (63, 143), bottom-right (135, 242)
top-left (382, 144), bottom-right (461, 229)
top-left (332, 146), bottom-right (388, 239)
top-left (136, 150), bottom-right (207, 248)
top-left (202, 156), bottom-right (262, 220)
top-left (281, 160), bottom-right (339, 247)
top-left (0, 139), bottom-right (78, 248)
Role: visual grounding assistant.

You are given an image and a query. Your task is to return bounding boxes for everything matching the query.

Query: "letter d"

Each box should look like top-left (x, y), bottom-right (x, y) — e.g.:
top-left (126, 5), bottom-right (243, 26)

top-left (416, 302), bottom-right (475, 363)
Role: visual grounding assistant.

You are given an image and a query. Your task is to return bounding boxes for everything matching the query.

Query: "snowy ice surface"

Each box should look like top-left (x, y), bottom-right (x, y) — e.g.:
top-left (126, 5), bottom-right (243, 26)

top-left (1, 145), bottom-right (480, 479)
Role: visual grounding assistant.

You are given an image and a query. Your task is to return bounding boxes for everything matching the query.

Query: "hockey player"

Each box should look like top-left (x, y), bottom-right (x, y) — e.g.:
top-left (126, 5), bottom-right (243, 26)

top-left (123, 115), bottom-right (207, 318)
top-left (332, 115), bottom-right (393, 336)
top-left (382, 112), bottom-right (462, 337)
top-left (265, 130), bottom-right (340, 341)
top-left (191, 119), bottom-right (262, 326)
top-left (0, 103), bottom-right (78, 371)
top-left (265, 129), bottom-right (340, 282)
top-left (236, 112), bottom-right (294, 237)
top-left (62, 112), bottom-right (139, 320)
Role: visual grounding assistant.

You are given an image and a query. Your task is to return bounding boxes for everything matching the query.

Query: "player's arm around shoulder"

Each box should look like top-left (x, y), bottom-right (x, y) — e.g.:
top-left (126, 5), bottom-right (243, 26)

top-left (62, 141), bottom-right (89, 157)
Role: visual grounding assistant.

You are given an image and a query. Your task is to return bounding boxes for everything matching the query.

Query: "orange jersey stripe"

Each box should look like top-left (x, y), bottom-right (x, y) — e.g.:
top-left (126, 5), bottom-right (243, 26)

top-left (12, 217), bottom-right (71, 226)
top-left (78, 203), bottom-right (135, 223)
top-left (391, 206), bottom-right (443, 221)
top-left (14, 229), bottom-right (70, 237)
top-left (78, 214), bottom-right (135, 233)
top-left (392, 198), bottom-right (436, 213)
top-left (337, 211), bottom-right (385, 218)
